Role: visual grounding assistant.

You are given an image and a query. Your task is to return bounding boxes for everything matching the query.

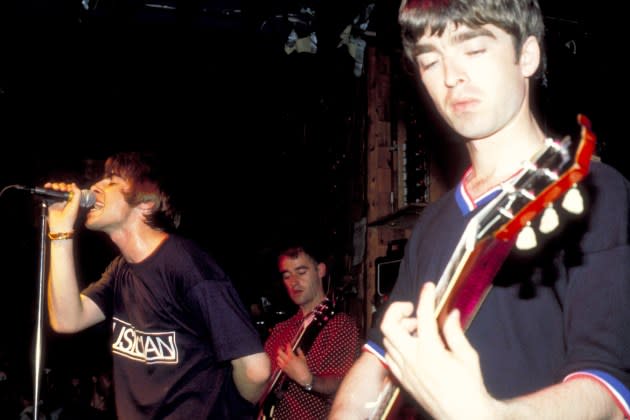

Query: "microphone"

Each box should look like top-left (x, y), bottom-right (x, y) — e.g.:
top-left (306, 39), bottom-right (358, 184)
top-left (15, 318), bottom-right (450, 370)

top-left (15, 185), bottom-right (96, 208)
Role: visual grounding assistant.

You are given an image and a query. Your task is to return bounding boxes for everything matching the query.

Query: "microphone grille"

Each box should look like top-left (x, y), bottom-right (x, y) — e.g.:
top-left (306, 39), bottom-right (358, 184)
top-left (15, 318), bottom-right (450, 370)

top-left (80, 190), bottom-right (96, 208)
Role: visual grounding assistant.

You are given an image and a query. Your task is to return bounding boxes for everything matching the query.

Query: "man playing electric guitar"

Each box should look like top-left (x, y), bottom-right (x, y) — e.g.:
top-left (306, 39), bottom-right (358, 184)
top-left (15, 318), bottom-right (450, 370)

top-left (261, 240), bottom-right (360, 419)
top-left (331, 1), bottom-right (630, 419)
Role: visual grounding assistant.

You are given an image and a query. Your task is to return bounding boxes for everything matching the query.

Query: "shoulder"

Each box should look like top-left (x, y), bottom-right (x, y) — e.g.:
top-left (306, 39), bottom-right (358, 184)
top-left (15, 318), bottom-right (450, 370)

top-left (573, 161), bottom-right (630, 249)
top-left (265, 313), bottom-right (299, 343)
top-left (587, 161), bottom-right (630, 197)
top-left (164, 235), bottom-right (208, 258)
top-left (583, 161), bottom-right (630, 215)
top-left (419, 188), bottom-right (458, 220)
top-left (270, 313), bottom-right (299, 333)
top-left (105, 254), bottom-right (127, 274)
top-left (405, 188), bottom-right (461, 252)
top-left (323, 312), bottom-right (360, 342)
top-left (164, 235), bottom-right (227, 278)
top-left (330, 312), bottom-right (359, 328)
top-left (411, 189), bottom-right (458, 231)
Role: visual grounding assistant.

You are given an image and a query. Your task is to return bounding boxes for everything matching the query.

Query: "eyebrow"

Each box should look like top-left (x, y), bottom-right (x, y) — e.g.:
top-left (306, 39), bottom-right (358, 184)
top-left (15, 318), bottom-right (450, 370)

top-left (413, 27), bottom-right (496, 56)
top-left (281, 264), bottom-right (309, 274)
top-left (103, 171), bottom-right (122, 179)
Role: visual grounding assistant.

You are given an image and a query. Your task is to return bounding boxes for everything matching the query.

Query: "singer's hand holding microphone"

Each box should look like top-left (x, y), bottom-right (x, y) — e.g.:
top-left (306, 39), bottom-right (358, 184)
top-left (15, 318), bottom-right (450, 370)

top-left (34, 182), bottom-right (96, 238)
top-left (15, 184), bottom-right (96, 208)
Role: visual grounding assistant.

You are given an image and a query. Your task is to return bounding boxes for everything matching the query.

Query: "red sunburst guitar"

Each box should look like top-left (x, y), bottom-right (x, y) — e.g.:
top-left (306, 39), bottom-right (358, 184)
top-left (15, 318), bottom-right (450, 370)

top-left (368, 114), bottom-right (596, 420)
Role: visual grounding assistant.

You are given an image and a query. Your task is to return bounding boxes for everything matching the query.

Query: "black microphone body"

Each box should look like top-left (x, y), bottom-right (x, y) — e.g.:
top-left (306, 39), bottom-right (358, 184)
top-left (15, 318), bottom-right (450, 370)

top-left (16, 186), bottom-right (96, 208)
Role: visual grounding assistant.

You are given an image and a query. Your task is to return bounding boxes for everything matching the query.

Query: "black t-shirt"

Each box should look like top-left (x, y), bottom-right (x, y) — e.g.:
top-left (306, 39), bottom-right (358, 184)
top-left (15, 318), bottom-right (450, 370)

top-left (84, 235), bottom-right (263, 419)
top-left (368, 161), bottom-right (630, 401)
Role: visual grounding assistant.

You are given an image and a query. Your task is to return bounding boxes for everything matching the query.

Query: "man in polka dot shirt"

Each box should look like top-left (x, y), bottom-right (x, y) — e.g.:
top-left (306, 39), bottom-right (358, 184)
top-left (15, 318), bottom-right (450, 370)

top-left (262, 242), bottom-right (360, 419)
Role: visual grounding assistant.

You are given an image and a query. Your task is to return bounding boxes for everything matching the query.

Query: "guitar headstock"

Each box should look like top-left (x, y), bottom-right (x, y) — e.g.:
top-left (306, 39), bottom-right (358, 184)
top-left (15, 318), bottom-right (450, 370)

top-left (476, 114), bottom-right (596, 245)
top-left (434, 115), bottom-right (597, 330)
top-left (312, 298), bottom-right (335, 327)
top-left (293, 298), bottom-right (336, 354)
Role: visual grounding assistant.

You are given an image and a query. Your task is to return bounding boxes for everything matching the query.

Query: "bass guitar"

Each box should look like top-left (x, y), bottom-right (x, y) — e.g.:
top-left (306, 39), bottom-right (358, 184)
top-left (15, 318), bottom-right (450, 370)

top-left (257, 298), bottom-right (336, 419)
top-left (368, 114), bottom-right (596, 420)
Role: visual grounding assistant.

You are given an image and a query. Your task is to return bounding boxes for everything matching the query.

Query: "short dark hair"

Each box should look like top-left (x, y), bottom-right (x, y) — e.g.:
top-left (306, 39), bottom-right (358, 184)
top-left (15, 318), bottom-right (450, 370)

top-left (399, 0), bottom-right (545, 75)
top-left (104, 152), bottom-right (180, 232)
top-left (276, 236), bottom-right (328, 267)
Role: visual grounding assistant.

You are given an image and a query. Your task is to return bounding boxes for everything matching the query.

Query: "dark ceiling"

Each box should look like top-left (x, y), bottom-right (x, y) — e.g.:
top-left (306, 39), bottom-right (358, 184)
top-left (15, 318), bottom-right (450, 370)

top-left (0, 0), bottom-right (380, 251)
top-left (0, 0), bottom-right (624, 157)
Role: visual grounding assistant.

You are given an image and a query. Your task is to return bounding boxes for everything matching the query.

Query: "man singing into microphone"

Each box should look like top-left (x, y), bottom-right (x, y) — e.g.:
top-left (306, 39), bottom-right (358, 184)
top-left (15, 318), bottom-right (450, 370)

top-left (44, 152), bottom-right (270, 419)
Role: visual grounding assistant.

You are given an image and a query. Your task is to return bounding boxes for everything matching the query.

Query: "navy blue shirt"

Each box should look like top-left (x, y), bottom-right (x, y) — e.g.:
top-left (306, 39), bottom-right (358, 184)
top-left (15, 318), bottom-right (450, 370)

top-left (367, 161), bottom-right (630, 412)
top-left (84, 235), bottom-right (263, 419)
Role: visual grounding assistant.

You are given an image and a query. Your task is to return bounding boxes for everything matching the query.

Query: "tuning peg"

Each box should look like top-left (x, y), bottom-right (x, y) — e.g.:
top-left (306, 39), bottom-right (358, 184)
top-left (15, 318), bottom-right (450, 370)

top-left (516, 222), bottom-right (537, 250)
top-left (539, 204), bottom-right (559, 234)
top-left (562, 184), bottom-right (584, 214)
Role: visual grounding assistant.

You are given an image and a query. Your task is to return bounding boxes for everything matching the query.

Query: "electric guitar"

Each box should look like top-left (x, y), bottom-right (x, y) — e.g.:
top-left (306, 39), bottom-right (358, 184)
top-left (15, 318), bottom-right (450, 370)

top-left (257, 298), bottom-right (336, 420)
top-left (368, 114), bottom-right (596, 420)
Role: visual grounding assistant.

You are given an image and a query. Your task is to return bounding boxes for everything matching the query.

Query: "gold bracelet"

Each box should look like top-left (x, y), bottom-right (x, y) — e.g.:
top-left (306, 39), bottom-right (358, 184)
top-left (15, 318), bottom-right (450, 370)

top-left (48, 231), bottom-right (74, 240)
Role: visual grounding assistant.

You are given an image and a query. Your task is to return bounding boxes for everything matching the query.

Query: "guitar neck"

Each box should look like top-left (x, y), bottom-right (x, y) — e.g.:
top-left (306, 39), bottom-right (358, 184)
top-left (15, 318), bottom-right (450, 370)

top-left (435, 235), bottom-right (515, 329)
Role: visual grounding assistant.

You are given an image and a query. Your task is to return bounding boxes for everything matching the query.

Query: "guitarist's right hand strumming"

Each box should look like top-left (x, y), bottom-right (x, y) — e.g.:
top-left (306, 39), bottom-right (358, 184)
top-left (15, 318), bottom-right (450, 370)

top-left (380, 283), bottom-right (497, 420)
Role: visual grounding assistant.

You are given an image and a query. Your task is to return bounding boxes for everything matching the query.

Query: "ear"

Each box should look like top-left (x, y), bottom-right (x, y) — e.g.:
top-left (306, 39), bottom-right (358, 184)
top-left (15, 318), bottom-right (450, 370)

top-left (137, 200), bottom-right (156, 216)
top-left (317, 262), bottom-right (327, 279)
top-left (519, 35), bottom-right (541, 78)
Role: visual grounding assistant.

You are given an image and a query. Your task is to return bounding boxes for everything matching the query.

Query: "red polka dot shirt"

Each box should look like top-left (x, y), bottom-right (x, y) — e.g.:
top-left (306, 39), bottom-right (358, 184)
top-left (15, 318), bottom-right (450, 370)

top-left (263, 308), bottom-right (360, 419)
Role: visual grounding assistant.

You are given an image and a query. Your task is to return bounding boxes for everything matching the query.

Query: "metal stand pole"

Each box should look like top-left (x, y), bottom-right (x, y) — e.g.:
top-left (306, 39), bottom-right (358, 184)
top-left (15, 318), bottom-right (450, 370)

top-left (33, 200), bottom-right (48, 420)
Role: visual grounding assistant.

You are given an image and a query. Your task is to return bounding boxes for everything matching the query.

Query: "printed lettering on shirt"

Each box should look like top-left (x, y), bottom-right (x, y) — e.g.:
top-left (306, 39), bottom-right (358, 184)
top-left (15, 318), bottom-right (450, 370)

top-left (112, 317), bottom-right (179, 364)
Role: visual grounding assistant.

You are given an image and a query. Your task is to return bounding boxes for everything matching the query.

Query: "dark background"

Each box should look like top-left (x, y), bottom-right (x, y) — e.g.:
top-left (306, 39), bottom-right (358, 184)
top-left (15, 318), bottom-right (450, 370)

top-left (0, 0), bottom-right (626, 392)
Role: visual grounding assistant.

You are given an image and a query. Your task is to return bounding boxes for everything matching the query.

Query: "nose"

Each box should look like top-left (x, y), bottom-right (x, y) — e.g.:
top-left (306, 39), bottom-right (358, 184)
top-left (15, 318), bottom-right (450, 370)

top-left (284, 274), bottom-right (298, 287)
top-left (443, 55), bottom-right (466, 88)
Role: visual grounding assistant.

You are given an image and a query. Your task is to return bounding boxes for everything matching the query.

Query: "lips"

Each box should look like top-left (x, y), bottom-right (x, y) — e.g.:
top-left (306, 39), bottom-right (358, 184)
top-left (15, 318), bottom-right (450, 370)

top-left (450, 97), bottom-right (478, 113)
top-left (90, 201), bottom-right (104, 210)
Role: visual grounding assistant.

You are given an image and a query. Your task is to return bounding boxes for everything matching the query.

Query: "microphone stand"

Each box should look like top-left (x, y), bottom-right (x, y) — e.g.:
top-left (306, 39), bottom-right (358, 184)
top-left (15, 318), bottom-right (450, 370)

top-left (33, 199), bottom-right (48, 420)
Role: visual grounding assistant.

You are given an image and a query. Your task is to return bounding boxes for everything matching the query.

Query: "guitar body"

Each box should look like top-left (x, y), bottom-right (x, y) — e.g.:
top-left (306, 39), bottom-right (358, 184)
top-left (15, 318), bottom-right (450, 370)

top-left (257, 377), bottom-right (286, 420)
top-left (258, 395), bottom-right (279, 419)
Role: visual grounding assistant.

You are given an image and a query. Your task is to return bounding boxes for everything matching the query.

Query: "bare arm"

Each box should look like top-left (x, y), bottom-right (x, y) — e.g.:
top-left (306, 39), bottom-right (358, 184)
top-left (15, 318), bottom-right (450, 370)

top-left (308, 374), bottom-right (342, 395)
top-left (231, 351), bottom-right (271, 403)
top-left (329, 352), bottom-right (388, 420)
top-left (48, 239), bottom-right (105, 332)
top-left (46, 182), bottom-right (105, 332)
top-left (497, 379), bottom-right (624, 420)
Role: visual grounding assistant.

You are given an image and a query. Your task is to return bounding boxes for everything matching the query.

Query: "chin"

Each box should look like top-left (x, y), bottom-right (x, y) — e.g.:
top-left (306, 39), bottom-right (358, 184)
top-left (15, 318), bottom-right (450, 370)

top-left (291, 298), bottom-right (304, 306)
top-left (84, 218), bottom-right (101, 231)
top-left (454, 120), bottom-right (493, 139)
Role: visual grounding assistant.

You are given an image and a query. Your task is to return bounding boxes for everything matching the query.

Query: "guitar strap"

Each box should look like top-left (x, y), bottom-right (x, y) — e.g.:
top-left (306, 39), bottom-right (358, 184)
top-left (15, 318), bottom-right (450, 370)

top-left (301, 310), bottom-right (316, 329)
